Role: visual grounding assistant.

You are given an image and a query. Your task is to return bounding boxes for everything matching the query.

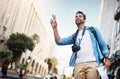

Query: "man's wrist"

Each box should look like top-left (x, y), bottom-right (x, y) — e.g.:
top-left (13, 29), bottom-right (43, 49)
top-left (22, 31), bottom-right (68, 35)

top-left (53, 27), bottom-right (57, 30)
top-left (104, 56), bottom-right (110, 60)
top-left (104, 54), bottom-right (110, 59)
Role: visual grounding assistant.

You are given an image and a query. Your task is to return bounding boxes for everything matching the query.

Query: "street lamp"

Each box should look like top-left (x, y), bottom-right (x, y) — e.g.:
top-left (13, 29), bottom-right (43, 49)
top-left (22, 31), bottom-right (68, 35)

top-left (26, 56), bottom-right (32, 63)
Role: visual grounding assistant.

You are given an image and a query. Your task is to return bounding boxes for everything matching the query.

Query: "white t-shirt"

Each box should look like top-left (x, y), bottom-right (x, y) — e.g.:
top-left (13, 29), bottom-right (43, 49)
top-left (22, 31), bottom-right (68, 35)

top-left (76, 29), bottom-right (96, 63)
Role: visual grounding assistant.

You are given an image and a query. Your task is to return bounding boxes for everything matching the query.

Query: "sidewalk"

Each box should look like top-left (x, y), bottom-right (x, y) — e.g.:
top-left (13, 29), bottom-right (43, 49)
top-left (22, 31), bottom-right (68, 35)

top-left (0, 69), bottom-right (20, 78)
top-left (0, 69), bottom-right (36, 79)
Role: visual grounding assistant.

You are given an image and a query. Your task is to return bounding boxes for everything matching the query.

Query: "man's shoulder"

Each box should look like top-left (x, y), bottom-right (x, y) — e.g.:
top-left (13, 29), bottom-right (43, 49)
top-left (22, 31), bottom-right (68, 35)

top-left (85, 25), bottom-right (98, 27)
top-left (86, 26), bottom-right (99, 31)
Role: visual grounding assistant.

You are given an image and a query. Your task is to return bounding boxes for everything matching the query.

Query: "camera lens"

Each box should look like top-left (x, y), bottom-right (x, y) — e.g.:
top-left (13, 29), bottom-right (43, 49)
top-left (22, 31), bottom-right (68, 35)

top-left (72, 45), bottom-right (80, 52)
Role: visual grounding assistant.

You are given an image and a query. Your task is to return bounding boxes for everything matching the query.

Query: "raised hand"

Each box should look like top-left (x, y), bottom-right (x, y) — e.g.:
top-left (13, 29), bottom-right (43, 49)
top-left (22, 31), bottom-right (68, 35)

top-left (50, 15), bottom-right (57, 29)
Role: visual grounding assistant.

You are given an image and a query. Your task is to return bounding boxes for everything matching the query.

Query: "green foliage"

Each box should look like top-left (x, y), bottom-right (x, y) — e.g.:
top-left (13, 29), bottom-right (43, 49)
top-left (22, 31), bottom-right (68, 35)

top-left (0, 50), bottom-right (13, 61)
top-left (62, 74), bottom-right (67, 79)
top-left (53, 67), bottom-right (58, 74)
top-left (31, 34), bottom-right (39, 44)
top-left (45, 57), bottom-right (58, 74)
top-left (47, 58), bottom-right (52, 71)
top-left (17, 63), bottom-right (26, 70)
top-left (6, 33), bottom-right (35, 55)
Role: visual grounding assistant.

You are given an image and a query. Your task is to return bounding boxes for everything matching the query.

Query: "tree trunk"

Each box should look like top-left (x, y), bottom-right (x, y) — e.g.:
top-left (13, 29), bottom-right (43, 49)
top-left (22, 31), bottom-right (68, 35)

top-left (1, 60), bottom-right (9, 77)
top-left (2, 64), bottom-right (8, 77)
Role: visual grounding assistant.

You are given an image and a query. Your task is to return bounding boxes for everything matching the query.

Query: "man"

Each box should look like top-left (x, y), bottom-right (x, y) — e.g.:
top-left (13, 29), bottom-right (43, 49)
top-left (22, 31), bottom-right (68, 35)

top-left (50, 11), bottom-right (110, 79)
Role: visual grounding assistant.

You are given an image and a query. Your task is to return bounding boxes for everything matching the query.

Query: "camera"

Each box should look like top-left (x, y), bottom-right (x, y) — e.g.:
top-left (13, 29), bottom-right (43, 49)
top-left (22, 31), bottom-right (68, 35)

top-left (72, 44), bottom-right (81, 52)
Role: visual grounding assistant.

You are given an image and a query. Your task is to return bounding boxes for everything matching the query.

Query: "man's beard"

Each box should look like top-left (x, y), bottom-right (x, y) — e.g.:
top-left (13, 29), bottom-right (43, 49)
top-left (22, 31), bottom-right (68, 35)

top-left (75, 20), bottom-right (84, 27)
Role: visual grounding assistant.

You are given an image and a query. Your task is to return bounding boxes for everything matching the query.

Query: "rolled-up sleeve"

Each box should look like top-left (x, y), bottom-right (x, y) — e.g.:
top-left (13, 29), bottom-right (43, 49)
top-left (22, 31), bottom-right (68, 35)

top-left (56, 34), bottom-right (74, 45)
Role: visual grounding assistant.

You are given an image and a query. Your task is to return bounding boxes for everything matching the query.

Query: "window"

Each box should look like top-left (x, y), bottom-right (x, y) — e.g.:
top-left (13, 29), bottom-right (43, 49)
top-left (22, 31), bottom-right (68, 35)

top-left (119, 20), bottom-right (120, 33)
top-left (114, 6), bottom-right (120, 21)
top-left (114, 25), bottom-right (118, 37)
top-left (117, 23), bottom-right (119, 34)
top-left (115, 21), bottom-right (120, 37)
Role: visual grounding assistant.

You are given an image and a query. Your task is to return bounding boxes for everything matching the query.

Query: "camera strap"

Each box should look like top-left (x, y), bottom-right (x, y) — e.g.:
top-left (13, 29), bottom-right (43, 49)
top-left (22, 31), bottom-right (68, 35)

top-left (78, 26), bottom-right (86, 44)
top-left (73, 26), bottom-right (86, 45)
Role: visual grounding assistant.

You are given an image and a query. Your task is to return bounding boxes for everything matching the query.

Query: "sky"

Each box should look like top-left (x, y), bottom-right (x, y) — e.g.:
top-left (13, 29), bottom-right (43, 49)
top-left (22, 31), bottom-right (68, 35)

top-left (38, 0), bottom-right (101, 75)
top-left (38, 0), bottom-right (101, 37)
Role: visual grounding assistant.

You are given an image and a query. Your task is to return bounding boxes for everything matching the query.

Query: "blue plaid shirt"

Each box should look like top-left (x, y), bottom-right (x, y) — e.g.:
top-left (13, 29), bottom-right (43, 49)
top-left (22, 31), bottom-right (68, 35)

top-left (56, 26), bottom-right (109, 67)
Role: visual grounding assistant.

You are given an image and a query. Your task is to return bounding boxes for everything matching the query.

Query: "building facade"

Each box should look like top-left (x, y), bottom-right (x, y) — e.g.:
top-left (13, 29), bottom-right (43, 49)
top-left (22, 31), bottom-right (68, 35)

top-left (99, 0), bottom-right (120, 54)
top-left (0, 0), bottom-right (54, 77)
top-left (99, 0), bottom-right (120, 78)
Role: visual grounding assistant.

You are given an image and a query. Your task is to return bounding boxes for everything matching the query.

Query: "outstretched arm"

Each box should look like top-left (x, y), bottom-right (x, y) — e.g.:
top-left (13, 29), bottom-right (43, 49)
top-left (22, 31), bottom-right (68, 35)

top-left (50, 15), bottom-right (60, 42)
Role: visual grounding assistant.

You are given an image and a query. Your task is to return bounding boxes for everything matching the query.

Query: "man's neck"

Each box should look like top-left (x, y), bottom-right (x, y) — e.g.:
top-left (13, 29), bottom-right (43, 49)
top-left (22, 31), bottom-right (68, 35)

top-left (78, 24), bottom-right (85, 30)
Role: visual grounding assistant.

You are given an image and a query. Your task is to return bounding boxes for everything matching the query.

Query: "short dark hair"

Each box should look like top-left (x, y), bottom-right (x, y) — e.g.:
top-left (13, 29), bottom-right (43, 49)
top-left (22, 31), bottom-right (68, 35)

top-left (76, 11), bottom-right (86, 20)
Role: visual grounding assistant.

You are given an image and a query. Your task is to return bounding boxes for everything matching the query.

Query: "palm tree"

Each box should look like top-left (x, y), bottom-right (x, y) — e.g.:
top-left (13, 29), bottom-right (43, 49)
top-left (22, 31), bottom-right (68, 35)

top-left (6, 33), bottom-right (35, 77)
top-left (51, 57), bottom-right (58, 67)
top-left (53, 67), bottom-right (58, 74)
top-left (31, 34), bottom-right (39, 44)
top-left (0, 50), bottom-right (13, 61)
top-left (0, 50), bottom-right (13, 77)
top-left (45, 58), bottom-right (52, 73)
top-left (16, 63), bottom-right (26, 78)
top-left (6, 32), bottom-right (35, 60)
top-left (45, 57), bottom-right (58, 74)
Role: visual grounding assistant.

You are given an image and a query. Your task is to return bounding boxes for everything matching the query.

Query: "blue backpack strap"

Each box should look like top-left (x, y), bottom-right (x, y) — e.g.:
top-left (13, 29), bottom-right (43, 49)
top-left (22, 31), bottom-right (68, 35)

top-left (89, 26), bottom-right (100, 44)
top-left (89, 26), bottom-right (97, 39)
top-left (89, 26), bottom-right (100, 47)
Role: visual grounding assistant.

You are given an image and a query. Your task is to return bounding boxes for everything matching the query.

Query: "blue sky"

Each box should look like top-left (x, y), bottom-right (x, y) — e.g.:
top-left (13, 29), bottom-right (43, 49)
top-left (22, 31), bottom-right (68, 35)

top-left (38, 0), bottom-right (101, 75)
top-left (38, 0), bottom-right (101, 37)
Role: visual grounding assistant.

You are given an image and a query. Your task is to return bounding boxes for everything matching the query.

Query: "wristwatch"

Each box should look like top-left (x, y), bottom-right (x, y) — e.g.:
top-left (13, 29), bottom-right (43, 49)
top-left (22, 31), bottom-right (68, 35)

top-left (104, 56), bottom-right (110, 60)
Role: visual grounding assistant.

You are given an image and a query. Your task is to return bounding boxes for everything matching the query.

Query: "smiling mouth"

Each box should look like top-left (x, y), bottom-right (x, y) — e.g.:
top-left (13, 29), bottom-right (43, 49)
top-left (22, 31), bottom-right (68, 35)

top-left (76, 18), bottom-right (81, 21)
top-left (76, 20), bottom-right (81, 23)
